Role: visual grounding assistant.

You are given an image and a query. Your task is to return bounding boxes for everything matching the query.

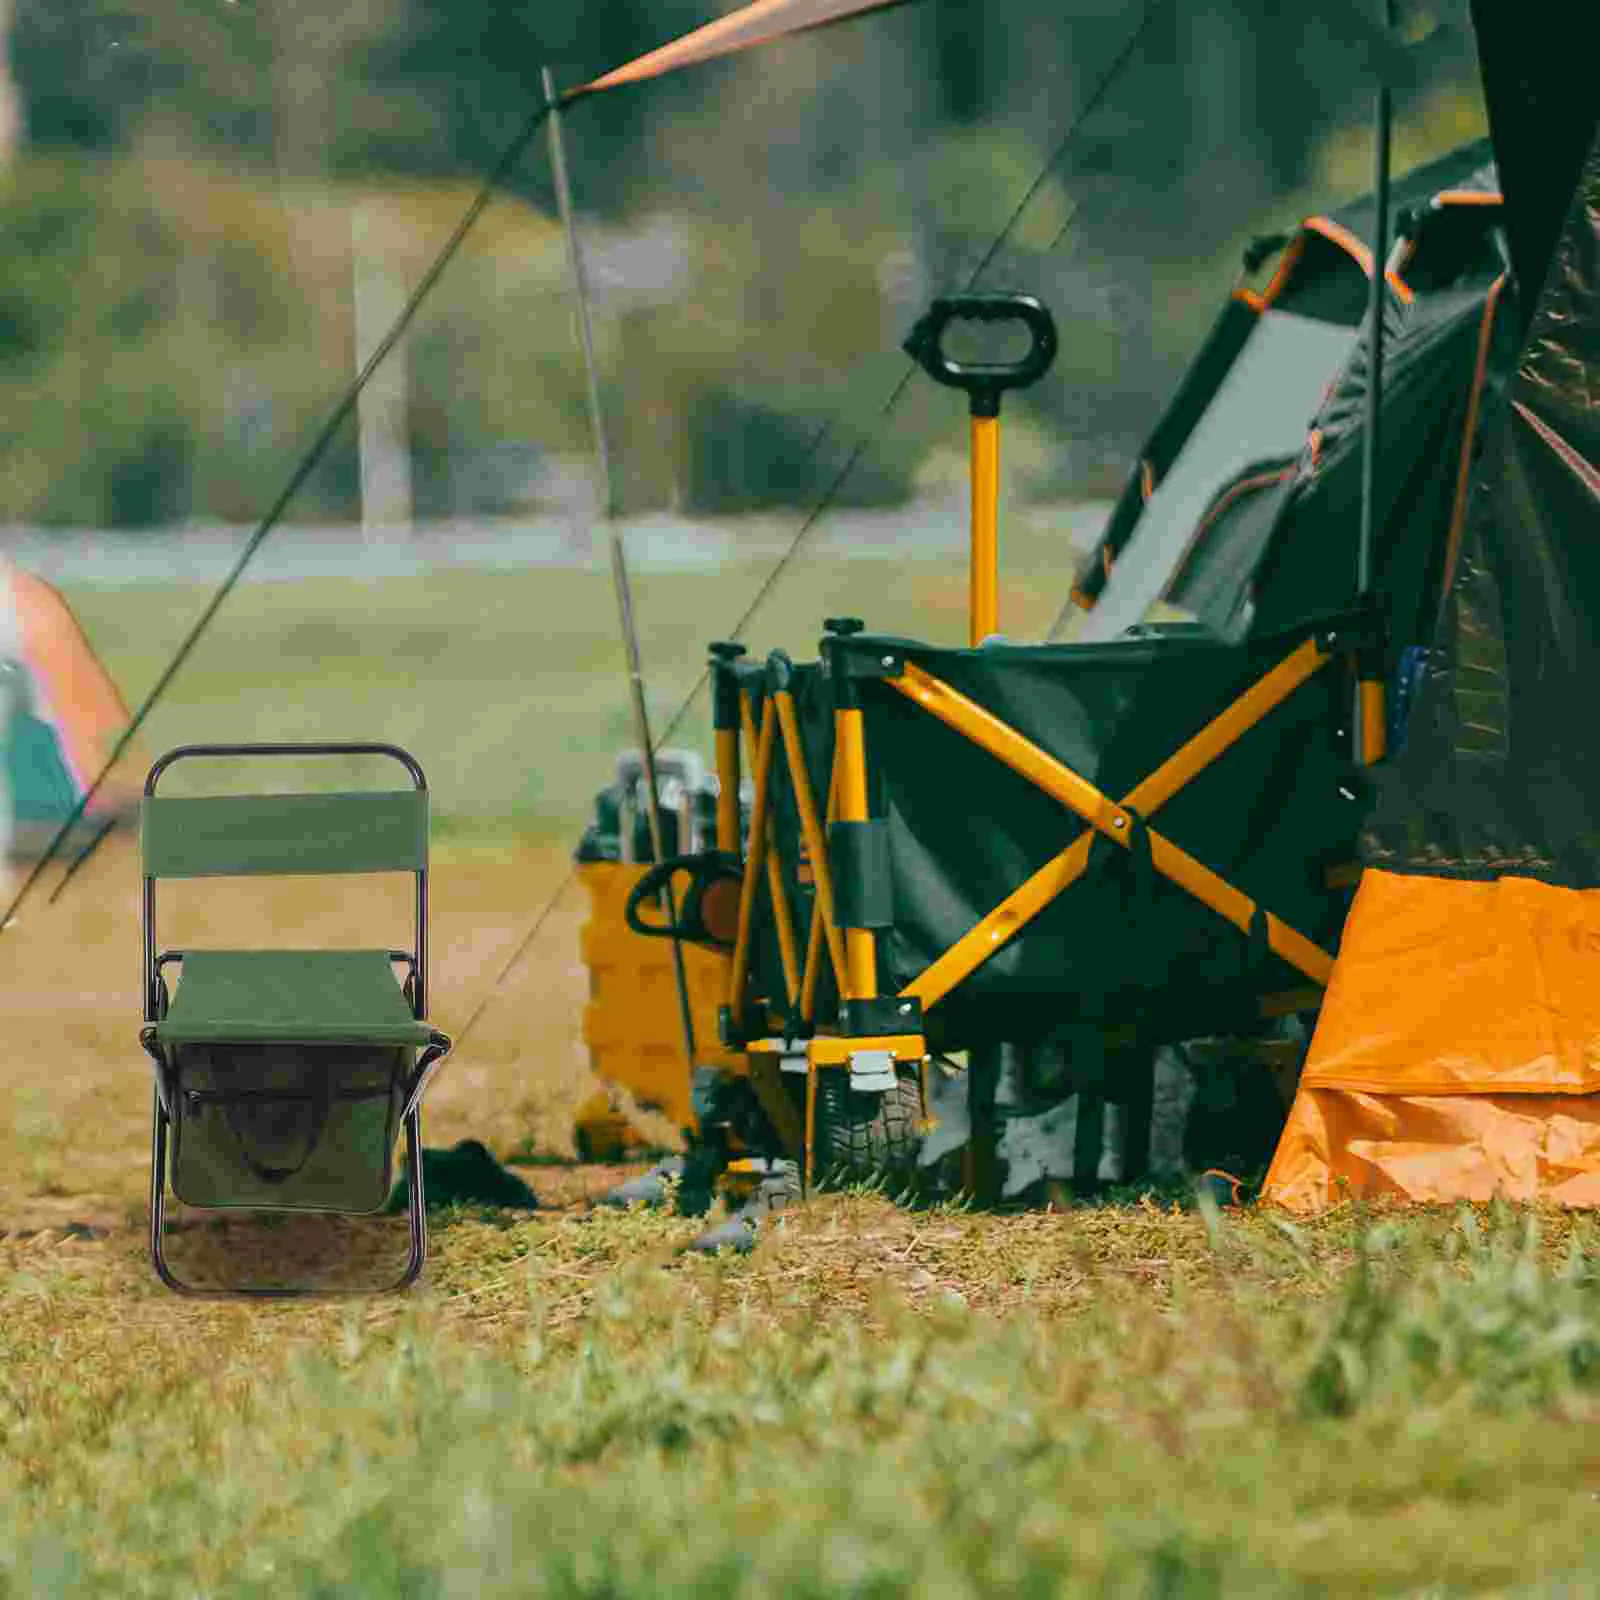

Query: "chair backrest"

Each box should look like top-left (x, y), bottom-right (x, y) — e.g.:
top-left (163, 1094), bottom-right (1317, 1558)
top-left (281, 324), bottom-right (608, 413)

top-left (141, 743), bottom-right (428, 881)
top-left (142, 791), bottom-right (428, 880)
top-left (141, 743), bottom-right (434, 1019)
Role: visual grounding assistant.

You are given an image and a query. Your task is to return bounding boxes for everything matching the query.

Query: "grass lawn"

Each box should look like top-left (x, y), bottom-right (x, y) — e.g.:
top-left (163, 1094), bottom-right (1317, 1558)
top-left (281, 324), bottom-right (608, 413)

top-left (4, 562), bottom-right (1599, 1594)
top-left (4, 831), bottom-right (1600, 1595)
top-left (55, 516), bottom-right (1090, 838)
top-left (6, 1188), bottom-right (1600, 1596)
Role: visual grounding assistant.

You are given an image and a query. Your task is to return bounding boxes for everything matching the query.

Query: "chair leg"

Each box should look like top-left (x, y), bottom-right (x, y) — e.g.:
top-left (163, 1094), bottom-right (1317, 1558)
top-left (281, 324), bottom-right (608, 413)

top-left (147, 1088), bottom-right (429, 1299)
top-left (147, 1086), bottom-right (194, 1296)
top-left (393, 1108), bottom-right (428, 1291)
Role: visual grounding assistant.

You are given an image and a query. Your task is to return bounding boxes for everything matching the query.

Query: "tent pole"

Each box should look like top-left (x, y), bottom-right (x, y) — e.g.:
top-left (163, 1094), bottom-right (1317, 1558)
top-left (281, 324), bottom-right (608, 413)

top-left (544, 67), bottom-right (699, 1072)
top-left (1355, 0), bottom-right (1396, 765)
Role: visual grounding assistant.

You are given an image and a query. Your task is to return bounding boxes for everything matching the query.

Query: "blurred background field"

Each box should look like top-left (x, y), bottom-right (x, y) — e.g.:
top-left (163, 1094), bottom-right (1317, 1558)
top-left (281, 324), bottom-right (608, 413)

top-left (43, 495), bottom-right (1111, 830)
top-left (1, 0), bottom-right (1488, 538)
top-left (1, 0), bottom-right (1489, 841)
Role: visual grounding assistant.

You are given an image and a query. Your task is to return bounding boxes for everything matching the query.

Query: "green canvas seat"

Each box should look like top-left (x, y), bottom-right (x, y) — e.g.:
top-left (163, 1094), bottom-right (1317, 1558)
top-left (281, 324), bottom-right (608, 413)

top-left (139, 742), bottom-right (450, 1299)
top-left (155, 951), bottom-right (434, 1048)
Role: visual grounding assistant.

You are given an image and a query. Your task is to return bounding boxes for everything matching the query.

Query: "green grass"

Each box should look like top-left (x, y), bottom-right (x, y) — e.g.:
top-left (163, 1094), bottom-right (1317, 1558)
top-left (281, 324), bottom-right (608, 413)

top-left (64, 565), bottom-right (715, 832)
top-left (57, 520), bottom-right (1093, 837)
top-left (5, 1197), bottom-right (1600, 1596)
top-left (27, 564), bottom-right (1600, 1595)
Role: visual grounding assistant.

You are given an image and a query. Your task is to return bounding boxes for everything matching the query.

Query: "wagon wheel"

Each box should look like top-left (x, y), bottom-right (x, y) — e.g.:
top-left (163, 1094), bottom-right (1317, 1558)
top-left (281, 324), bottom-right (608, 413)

top-left (812, 1066), bottom-right (923, 1187)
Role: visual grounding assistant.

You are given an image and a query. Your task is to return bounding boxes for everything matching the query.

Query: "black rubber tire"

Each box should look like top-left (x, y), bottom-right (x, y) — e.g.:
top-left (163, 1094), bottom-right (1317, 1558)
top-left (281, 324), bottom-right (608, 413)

top-left (813, 1069), bottom-right (923, 1187)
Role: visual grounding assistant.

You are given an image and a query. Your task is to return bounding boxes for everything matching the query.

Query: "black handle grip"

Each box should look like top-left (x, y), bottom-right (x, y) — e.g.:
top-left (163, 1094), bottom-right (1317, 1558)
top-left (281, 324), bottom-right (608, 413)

top-left (625, 859), bottom-right (683, 939)
top-left (902, 292), bottom-right (1058, 416)
top-left (624, 851), bottom-right (743, 949)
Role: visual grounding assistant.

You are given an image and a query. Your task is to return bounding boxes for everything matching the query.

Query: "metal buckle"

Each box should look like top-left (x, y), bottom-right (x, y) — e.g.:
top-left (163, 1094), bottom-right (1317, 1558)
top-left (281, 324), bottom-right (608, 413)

top-left (848, 1049), bottom-right (897, 1092)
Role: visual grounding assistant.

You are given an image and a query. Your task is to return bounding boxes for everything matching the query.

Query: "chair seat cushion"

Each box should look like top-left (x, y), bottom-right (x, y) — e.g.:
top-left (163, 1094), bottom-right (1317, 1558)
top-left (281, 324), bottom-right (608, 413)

top-left (154, 950), bottom-right (433, 1046)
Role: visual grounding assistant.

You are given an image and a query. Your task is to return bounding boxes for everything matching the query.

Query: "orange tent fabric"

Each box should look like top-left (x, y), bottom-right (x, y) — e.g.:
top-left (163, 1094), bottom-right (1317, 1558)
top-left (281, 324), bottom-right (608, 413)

top-left (4, 560), bottom-right (134, 818)
top-left (1264, 869), bottom-right (1600, 1211)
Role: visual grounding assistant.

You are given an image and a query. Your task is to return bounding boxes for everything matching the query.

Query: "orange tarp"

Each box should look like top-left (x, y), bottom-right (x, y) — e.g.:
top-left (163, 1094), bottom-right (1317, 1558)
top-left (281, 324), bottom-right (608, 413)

top-left (1264, 869), bottom-right (1600, 1211)
top-left (568, 0), bottom-right (1419, 103)
top-left (571, 0), bottom-right (907, 100)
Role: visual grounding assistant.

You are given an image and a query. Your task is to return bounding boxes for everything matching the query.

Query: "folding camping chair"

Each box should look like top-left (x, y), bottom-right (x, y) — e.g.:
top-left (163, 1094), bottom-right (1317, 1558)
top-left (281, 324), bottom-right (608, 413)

top-left (138, 743), bottom-right (452, 1297)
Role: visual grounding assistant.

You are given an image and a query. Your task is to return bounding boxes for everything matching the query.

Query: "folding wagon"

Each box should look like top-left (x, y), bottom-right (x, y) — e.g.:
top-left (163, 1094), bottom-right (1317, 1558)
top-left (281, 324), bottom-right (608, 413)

top-left (622, 139), bottom-right (1516, 1202)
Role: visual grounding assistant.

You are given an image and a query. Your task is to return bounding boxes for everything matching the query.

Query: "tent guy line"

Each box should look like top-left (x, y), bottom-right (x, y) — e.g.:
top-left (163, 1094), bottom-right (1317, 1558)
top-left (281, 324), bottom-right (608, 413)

top-left (650, 0), bottom-right (1171, 752)
top-left (441, 0), bottom-right (1176, 1060)
top-left (19, 1), bottom-right (932, 932)
top-left (545, 63), bottom-right (700, 1072)
top-left (25, 0), bottom-right (1161, 1034)
top-left (0, 96), bottom-right (557, 941)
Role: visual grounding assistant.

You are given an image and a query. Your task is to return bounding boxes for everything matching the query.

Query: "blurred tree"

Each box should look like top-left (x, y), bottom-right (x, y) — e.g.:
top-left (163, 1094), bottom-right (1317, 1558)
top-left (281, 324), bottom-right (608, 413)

top-left (930, 0), bottom-right (983, 124)
top-left (0, 0), bottom-right (1492, 530)
top-left (0, 0), bottom-right (21, 166)
top-left (12, 0), bottom-right (279, 162)
top-left (345, 0), bottom-right (717, 214)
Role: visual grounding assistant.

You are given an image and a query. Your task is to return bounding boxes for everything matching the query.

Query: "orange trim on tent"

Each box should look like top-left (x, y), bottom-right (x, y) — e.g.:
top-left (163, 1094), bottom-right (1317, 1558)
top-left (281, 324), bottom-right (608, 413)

top-left (8, 565), bottom-right (132, 812)
top-left (1432, 190), bottom-right (1505, 207)
top-left (1245, 232), bottom-right (1307, 311)
top-left (1139, 459), bottom-right (1155, 502)
top-left (1298, 873), bottom-right (1600, 1098)
top-left (1302, 216), bottom-right (1415, 304)
top-left (571, 0), bottom-right (909, 99)
top-left (1264, 871), bottom-right (1600, 1213)
top-left (1440, 273), bottom-right (1508, 595)
top-left (1194, 464), bottom-right (1296, 539)
top-left (1237, 216), bottom-right (1415, 310)
top-left (1161, 464), bottom-right (1297, 602)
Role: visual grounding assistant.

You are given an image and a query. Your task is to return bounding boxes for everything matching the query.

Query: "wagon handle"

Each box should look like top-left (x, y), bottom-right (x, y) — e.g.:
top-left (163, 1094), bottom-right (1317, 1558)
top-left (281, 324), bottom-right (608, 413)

top-left (902, 292), bottom-right (1058, 418)
top-left (902, 293), bottom-right (1058, 646)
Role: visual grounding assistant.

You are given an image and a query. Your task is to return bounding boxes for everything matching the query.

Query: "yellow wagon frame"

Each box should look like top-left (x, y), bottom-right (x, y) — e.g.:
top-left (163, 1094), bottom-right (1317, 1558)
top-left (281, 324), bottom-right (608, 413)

top-left (712, 612), bottom-right (1382, 1189)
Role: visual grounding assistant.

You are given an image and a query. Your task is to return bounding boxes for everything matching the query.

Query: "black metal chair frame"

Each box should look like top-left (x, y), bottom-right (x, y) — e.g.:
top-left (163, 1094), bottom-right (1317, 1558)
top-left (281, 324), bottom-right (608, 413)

top-left (139, 741), bottom-right (449, 1299)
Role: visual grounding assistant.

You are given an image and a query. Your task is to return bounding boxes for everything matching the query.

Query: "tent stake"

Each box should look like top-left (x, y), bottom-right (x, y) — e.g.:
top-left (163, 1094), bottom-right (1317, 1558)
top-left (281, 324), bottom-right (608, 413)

top-left (1355, 0), bottom-right (1396, 765)
top-left (545, 67), bottom-right (699, 1072)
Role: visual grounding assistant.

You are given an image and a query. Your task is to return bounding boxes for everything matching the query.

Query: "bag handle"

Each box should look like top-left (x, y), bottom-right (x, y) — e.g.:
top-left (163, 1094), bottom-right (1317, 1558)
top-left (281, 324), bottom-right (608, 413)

top-left (213, 1075), bottom-right (336, 1186)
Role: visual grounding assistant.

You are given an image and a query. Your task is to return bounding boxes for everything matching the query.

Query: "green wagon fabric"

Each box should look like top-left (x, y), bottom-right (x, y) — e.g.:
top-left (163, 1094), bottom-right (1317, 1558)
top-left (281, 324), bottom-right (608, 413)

top-left (749, 633), bottom-right (1355, 1055)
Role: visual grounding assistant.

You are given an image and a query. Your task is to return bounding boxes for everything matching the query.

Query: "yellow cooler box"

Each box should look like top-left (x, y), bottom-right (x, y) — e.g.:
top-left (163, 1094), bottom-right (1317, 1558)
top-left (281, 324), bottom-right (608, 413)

top-left (572, 751), bottom-right (747, 1152)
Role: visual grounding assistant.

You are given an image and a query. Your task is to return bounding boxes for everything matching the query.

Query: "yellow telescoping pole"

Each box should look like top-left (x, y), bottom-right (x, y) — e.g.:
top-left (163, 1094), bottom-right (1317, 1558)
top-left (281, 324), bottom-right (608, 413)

top-left (709, 641), bottom-right (745, 854)
top-left (901, 293), bottom-right (1055, 649)
top-left (970, 414), bottom-right (1000, 647)
top-left (821, 617), bottom-right (877, 1004)
top-left (1359, 678), bottom-right (1388, 765)
top-left (836, 706), bottom-right (878, 999)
